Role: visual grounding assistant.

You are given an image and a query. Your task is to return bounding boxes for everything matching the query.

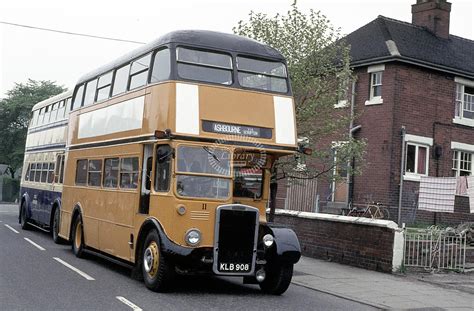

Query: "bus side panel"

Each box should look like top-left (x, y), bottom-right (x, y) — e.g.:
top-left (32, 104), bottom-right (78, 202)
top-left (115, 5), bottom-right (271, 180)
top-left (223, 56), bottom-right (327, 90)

top-left (99, 190), bottom-right (135, 261)
top-left (20, 185), bottom-right (61, 227)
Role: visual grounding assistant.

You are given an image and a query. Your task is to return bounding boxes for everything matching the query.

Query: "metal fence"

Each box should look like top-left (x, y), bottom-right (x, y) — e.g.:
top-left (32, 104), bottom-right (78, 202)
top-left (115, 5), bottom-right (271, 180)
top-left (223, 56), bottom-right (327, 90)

top-left (404, 226), bottom-right (467, 272)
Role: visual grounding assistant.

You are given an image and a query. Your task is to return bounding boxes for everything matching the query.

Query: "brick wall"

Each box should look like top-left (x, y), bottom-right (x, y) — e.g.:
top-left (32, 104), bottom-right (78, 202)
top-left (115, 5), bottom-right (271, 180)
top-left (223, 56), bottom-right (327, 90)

top-left (273, 210), bottom-right (402, 273)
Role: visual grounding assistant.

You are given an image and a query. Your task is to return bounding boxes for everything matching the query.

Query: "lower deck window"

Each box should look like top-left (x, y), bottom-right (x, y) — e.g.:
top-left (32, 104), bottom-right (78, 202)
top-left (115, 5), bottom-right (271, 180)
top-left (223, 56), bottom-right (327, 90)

top-left (104, 158), bottom-right (119, 188)
top-left (88, 160), bottom-right (103, 187)
top-left (120, 157), bottom-right (139, 189)
top-left (75, 160), bottom-right (88, 185)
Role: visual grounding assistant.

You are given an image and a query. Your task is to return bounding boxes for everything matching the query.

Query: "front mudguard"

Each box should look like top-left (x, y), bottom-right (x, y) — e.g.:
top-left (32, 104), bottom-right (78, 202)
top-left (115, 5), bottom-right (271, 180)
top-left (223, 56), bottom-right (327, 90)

top-left (262, 224), bottom-right (301, 264)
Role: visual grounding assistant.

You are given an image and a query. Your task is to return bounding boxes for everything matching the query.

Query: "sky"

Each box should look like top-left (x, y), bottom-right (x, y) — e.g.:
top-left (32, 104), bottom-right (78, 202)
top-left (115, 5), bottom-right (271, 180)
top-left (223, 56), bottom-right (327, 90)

top-left (0, 0), bottom-right (473, 98)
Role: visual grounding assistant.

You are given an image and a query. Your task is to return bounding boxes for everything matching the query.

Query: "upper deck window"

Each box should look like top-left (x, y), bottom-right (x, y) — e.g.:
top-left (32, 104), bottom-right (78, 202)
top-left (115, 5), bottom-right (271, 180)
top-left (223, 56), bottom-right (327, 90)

top-left (30, 110), bottom-right (39, 127)
top-left (112, 64), bottom-right (131, 96)
top-left (96, 71), bottom-right (113, 102)
top-left (83, 79), bottom-right (98, 107)
top-left (43, 105), bottom-right (51, 125)
top-left (150, 48), bottom-right (171, 83)
top-left (237, 57), bottom-right (288, 93)
top-left (50, 102), bottom-right (59, 123)
top-left (57, 100), bottom-right (66, 120)
top-left (72, 84), bottom-right (84, 110)
top-left (176, 47), bottom-right (232, 85)
top-left (129, 53), bottom-right (151, 90)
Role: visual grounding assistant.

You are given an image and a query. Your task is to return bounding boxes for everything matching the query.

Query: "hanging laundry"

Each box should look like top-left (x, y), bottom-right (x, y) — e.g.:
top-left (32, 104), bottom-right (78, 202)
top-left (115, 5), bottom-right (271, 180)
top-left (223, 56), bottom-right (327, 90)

top-left (456, 176), bottom-right (468, 196)
top-left (467, 176), bottom-right (474, 214)
top-left (418, 176), bottom-right (457, 213)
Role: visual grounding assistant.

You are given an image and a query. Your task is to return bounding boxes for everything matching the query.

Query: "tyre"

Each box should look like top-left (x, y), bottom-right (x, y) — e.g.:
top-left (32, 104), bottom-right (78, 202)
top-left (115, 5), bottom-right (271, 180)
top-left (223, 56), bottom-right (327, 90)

top-left (259, 263), bottom-right (294, 295)
top-left (72, 215), bottom-right (85, 258)
top-left (51, 207), bottom-right (63, 244)
top-left (381, 207), bottom-right (390, 220)
top-left (142, 230), bottom-right (173, 292)
top-left (20, 202), bottom-right (31, 230)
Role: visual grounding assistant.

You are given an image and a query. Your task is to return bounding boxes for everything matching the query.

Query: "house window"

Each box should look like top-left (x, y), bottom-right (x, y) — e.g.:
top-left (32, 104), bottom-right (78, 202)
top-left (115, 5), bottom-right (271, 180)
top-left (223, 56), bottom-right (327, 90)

top-left (452, 150), bottom-right (472, 176)
top-left (405, 143), bottom-right (429, 176)
top-left (370, 72), bottom-right (382, 99)
top-left (365, 64), bottom-right (384, 105)
top-left (455, 83), bottom-right (474, 121)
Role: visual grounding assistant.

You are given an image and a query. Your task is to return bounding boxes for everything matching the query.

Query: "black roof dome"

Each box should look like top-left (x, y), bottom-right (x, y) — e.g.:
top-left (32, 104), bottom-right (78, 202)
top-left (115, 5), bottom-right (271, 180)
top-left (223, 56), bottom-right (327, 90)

top-left (76, 30), bottom-right (285, 85)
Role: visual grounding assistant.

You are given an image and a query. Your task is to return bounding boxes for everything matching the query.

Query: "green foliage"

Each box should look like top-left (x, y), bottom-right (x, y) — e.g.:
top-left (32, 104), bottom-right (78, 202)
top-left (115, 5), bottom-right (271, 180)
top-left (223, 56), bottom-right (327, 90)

top-left (234, 1), bottom-right (366, 181)
top-left (0, 79), bottom-right (66, 177)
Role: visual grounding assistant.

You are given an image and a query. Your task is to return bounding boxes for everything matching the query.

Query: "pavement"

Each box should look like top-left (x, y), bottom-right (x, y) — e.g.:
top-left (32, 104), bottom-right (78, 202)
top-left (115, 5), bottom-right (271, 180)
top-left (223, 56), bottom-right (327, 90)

top-left (293, 256), bottom-right (474, 310)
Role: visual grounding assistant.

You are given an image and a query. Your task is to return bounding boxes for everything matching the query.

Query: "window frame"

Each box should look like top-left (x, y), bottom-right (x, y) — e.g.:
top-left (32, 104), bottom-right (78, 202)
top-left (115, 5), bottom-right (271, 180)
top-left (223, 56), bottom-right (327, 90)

top-left (72, 84), bottom-right (85, 110)
top-left (96, 71), bottom-right (114, 102)
top-left (129, 53), bottom-right (152, 91)
top-left (150, 47), bottom-right (171, 84)
top-left (87, 159), bottom-right (103, 187)
top-left (455, 82), bottom-right (474, 124)
top-left (112, 64), bottom-right (131, 97)
top-left (236, 55), bottom-right (289, 94)
top-left (154, 145), bottom-right (172, 192)
top-left (119, 157), bottom-right (139, 189)
top-left (452, 150), bottom-right (473, 177)
top-left (176, 46), bottom-right (234, 86)
top-left (405, 143), bottom-right (429, 178)
top-left (103, 157), bottom-right (120, 188)
top-left (75, 159), bottom-right (88, 186)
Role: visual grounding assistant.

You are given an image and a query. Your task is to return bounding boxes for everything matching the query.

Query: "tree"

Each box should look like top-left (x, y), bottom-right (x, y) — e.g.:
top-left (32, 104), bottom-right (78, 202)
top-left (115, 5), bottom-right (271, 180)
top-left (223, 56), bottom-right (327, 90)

top-left (0, 79), bottom-right (66, 178)
top-left (234, 2), bottom-right (366, 218)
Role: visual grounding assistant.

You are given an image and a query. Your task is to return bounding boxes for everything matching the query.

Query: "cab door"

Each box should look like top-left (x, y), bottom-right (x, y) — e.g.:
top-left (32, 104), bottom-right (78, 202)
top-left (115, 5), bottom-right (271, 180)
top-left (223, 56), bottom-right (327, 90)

top-left (139, 144), bottom-right (153, 214)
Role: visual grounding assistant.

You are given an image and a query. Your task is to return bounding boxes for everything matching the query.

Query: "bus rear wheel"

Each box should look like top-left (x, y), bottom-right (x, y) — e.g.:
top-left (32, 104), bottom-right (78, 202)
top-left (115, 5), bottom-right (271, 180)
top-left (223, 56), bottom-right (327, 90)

top-left (20, 202), bottom-right (30, 230)
top-left (259, 263), bottom-right (294, 295)
top-left (72, 215), bottom-right (85, 258)
top-left (142, 230), bottom-right (173, 292)
top-left (52, 207), bottom-right (62, 244)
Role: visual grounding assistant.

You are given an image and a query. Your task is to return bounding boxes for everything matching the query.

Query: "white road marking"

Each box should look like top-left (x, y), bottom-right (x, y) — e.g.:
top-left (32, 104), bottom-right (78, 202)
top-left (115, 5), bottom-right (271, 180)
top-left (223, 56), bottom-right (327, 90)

top-left (53, 257), bottom-right (95, 280)
top-left (116, 297), bottom-right (143, 311)
top-left (4, 224), bottom-right (19, 233)
top-left (24, 238), bottom-right (45, 251)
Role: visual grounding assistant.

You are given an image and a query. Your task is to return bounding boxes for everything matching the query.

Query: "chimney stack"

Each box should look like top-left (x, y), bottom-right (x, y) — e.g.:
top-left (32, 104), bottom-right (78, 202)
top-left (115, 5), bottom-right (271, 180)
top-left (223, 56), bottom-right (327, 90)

top-left (412, 0), bottom-right (452, 38)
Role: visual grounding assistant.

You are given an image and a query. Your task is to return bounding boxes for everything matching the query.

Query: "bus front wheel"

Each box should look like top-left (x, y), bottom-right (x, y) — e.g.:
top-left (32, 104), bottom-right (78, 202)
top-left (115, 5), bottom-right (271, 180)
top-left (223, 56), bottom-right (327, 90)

top-left (72, 215), bottom-right (85, 258)
top-left (142, 230), bottom-right (173, 292)
top-left (259, 263), bottom-right (294, 295)
top-left (20, 202), bottom-right (30, 230)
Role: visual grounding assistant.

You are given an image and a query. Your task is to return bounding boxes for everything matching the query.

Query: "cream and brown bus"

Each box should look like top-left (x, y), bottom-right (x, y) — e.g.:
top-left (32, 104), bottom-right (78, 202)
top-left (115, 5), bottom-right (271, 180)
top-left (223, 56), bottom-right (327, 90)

top-left (19, 90), bottom-right (72, 243)
top-left (58, 30), bottom-right (301, 295)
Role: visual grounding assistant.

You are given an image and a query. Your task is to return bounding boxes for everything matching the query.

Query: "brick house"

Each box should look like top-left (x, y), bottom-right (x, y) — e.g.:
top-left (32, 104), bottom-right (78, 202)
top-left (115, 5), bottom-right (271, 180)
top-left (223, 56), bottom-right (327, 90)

top-left (281, 0), bottom-right (474, 225)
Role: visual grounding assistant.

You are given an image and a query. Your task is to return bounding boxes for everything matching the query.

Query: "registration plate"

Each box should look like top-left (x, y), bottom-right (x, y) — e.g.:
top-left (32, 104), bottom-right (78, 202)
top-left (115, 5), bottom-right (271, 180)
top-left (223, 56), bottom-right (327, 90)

top-left (218, 263), bottom-right (251, 272)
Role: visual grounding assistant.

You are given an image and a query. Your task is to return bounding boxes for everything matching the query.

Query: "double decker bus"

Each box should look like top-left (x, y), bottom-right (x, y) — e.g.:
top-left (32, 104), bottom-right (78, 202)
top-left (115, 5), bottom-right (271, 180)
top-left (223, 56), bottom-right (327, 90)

top-left (19, 90), bottom-right (72, 243)
top-left (58, 30), bottom-right (301, 295)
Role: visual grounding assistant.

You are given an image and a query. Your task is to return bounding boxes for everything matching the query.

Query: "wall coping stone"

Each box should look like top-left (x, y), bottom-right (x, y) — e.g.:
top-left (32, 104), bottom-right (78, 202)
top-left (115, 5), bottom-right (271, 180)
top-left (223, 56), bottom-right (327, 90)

top-left (273, 209), bottom-right (402, 231)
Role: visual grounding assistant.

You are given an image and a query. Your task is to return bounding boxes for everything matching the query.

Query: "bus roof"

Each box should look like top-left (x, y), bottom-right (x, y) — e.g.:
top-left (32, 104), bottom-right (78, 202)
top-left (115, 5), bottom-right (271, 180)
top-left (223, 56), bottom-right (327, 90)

top-left (76, 30), bottom-right (286, 85)
top-left (31, 90), bottom-right (73, 111)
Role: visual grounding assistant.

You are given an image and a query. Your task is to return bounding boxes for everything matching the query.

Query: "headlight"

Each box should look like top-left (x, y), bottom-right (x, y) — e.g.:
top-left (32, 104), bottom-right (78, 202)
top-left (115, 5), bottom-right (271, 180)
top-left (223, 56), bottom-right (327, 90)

top-left (185, 228), bottom-right (202, 246)
top-left (263, 234), bottom-right (274, 247)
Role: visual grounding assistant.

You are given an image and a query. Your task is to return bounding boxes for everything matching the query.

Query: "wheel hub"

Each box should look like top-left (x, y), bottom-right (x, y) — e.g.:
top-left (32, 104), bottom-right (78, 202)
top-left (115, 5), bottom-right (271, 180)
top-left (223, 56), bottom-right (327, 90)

top-left (74, 222), bottom-right (82, 249)
top-left (143, 242), bottom-right (159, 277)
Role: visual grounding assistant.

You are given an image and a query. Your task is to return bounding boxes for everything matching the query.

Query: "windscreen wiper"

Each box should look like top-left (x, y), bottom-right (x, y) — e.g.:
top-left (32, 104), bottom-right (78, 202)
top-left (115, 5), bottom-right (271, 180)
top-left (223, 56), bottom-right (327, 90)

top-left (202, 146), bottom-right (220, 162)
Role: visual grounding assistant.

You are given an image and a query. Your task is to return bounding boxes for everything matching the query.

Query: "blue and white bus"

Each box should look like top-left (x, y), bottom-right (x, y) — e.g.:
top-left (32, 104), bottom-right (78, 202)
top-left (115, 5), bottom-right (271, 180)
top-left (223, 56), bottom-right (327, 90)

top-left (19, 90), bottom-right (72, 243)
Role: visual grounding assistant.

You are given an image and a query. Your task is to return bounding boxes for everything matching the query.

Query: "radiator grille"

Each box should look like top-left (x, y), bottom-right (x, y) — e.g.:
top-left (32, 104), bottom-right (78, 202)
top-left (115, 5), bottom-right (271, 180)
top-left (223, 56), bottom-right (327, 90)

top-left (213, 205), bottom-right (258, 275)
